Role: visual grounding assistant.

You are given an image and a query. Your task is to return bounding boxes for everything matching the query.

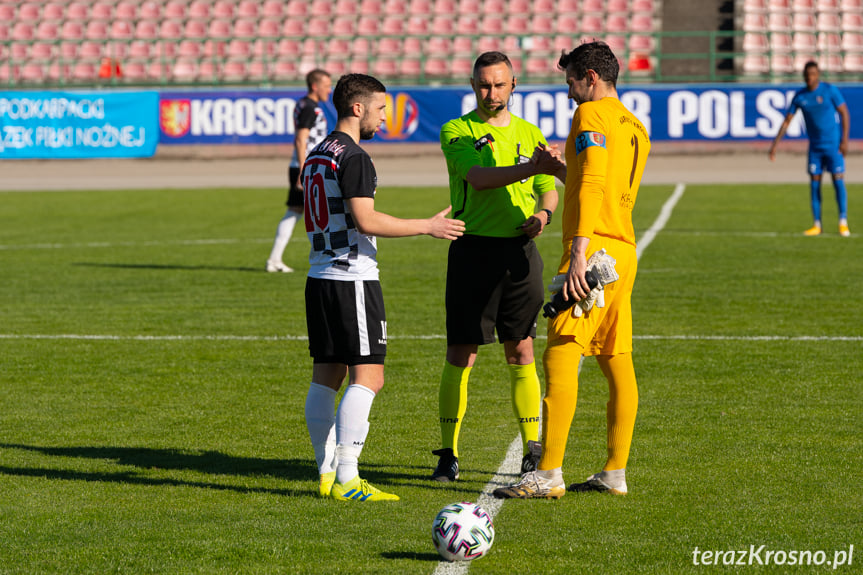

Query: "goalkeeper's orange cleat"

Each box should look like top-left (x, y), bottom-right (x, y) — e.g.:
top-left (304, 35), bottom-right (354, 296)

top-left (839, 223), bottom-right (851, 237)
top-left (803, 225), bottom-right (822, 236)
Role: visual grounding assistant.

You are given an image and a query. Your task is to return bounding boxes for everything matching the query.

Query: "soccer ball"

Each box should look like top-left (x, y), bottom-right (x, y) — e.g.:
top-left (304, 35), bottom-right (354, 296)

top-left (431, 501), bottom-right (495, 562)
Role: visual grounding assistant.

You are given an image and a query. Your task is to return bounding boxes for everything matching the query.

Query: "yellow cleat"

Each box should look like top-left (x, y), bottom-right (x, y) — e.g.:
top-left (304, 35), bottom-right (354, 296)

top-left (319, 471), bottom-right (336, 497)
top-left (803, 225), bottom-right (822, 236)
top-left (331, 476), bottom-right (400, 502)
top-left (839, 224), bottom-right (851, 237)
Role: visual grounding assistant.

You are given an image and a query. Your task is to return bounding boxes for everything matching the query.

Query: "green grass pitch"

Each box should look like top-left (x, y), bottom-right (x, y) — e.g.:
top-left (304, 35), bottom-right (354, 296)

top-left (0, 181), bottom-right (860, 573)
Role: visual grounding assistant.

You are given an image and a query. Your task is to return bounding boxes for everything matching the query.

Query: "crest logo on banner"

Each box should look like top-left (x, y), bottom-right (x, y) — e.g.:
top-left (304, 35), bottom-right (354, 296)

top-left (378, 93), bottom-right (419, 140)
top-left (160, 99), bottom-right (191, 137)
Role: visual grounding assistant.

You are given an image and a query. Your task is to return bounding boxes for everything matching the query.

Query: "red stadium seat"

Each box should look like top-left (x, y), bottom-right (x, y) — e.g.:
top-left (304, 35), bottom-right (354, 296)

top-left (209, 19), bottom-right (232, 38)
top-left (332, 17), bottom-right (356, 35)
top-left (743, 32), bottom-right (769, 52)
top-left (237, 1), bottom-right (259, 18)
top-left (771, 53), bottom-right (795, 72)
top-left (0, 4), bottom-right (13, 21)
top-left (818, 32), bottom-right (841, 51)
top-left (792, 0), bottom-right (815, 8)
top-left (128, 41), bottom-right (152, 59)
top-left (12, 22), bottom-right (34, 41)
top-left (792, 12), bottom-right (816, 31)
top-left (110, 20), bottom-right (133, 40)
top-left (377, 36), bottom-right (403, 54)
top-left (308, 18), bottom-right (330, 36)
top-left (326, 37), bottom-right (352, 56)
top-left (311, 0), bottom-right (333, 16)
top-left (483, 16), bottom-right (504, 34)
top-left (177, 40), bottom-right (201, 57)
top-left (60, 41), bottom-right (79, 59)
top-left (768, 12), bottom-right (792, 31)
top-left (213, 1), bottom-right (234, 18)
top-left (373, 58), bottom-right (398, 77)
top-left (424, 58), bottom-right (449, 76)
top-left (427, 36), bottom-right (452, 54)
top-left (458, 0), bottom-right (481, 14)
top-left (607, 15), bottom-right (629, 33)
top-left (286, 0), bottom-right (308, 16)
top-left (741, 54), bottom-right (769, 74)
top-left (42, 3), bottom-right (64, 21)
top-left (477, 36), bottom-right (502, 52)
top-left (399, 58), bottom-right (422, 77)
top-left (352, 37), bottom-right (371, 55)
top-left (403, 36), bottom-right (422, 53)
top-left (451, 57), bottom-right (472, 76)
top-left (433, 0), bottom-right (455, 14)
top-left (558, 0), bottom-right (579, 13)
top-left (631, 14), bottom-right (655, 32)
top-left (770, 33), bottom-right (793, 52)
top-left (115, 2), bottom-right (136, 20)
top-left (277, 39), bottom-right (301, 57)
top-left (844, 52), bottom-right (863, 71)
top-left (631, 0), bottom-right (655, 11)
top-left (228, 39), bottom-right (251, 58)
top-left (281, 18), bottom-right (304, 36)
top-left (531, 16), bottom-right (554, 34)
top-left (629, 34), bottom-right (656, 52)
top-left (743, 0), bottom-right (769, 11)
top-left (20, 63), bottom-right (45, 83)
top-left (159, 20), bottom-right (182, 40)
top-left (273, 60), bottom-right (299, 80)
top-left (222, 60), bottom-right (248, 82)
top-left (258, 19), bottom-right (281, 38)
top-left (359, 0), bottom-right (383, 13)
top-left (188, 2), bottom-right (210, 18)
top-left (72, 62), bottom-right (98, 80)
top-left (456, 16), bottom-right (479, 34)
top-left (816, 12), bottom-right (841, 32)
top-left (841, 0), bottom-right (862, 8)
top-left (768, 0), bottom-right (791, 10)
top-left (842, 32), bottom-right (863, 51)
top-left (36, 21), bottom-right (59, 41)
top-left (335, 0), bottom-right (360, 16)
top-left (382, 17), bottom-right (404, 34)
top-left (452, 36), bottom-right (473, 54)
top-left (842, 13), bottom-right (863, 32)
top-left (173, 59), bottom-right (198, 82)
top-left (406, 16), bottom-right (428, 34)
top-left (85, 21), bottom-right (108, 41)
top-left (65, 2), bottom-right (88, 20)
top-left (91, 2), bottom-right (112, 19)
top-left (31, 42), bottom-right (55, 60)
top-left (233, 19), bottom-right (256, 38)
top-left (18, 3), bottom-right (40, 22)
top-left (816, 0), bottom-right (840, 9)
top-left (743, 14), bottom-right (768, 32)
top-left (582, 0), bottom-right (604, 12)
top-left (506, 16), bottom-right (530, 35)
top-left (163, 2), bottom-right (185, 20)
top-left (263, 0), bottom-right (285, 17)
top-left (138, 2), bottom-right (160, 20)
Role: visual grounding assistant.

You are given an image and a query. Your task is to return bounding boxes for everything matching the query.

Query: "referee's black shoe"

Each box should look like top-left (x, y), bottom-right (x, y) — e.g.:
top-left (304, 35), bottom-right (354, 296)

top-left (520, 440), bottom-right (542, 474)
top-left (431, 448), bottom-right (459, 482)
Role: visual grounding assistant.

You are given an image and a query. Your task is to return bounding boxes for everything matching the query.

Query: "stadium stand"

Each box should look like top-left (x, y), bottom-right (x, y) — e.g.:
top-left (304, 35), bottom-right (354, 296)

top-left (0, 0), bottom-right (859, 87)
top-left (737, 0), bottom-right (863, 76)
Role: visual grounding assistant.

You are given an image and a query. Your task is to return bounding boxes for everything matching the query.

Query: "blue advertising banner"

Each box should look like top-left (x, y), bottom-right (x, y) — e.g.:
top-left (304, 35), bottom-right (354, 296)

top-left (159, 83), bottom-right (863, 145)
top-left (158, 90), bottom-right (336, 144)
top-left (0, 91), bottom-right (159, 159)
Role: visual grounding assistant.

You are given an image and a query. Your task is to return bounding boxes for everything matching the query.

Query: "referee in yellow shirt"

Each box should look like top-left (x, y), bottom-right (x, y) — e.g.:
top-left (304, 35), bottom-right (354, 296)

top-left (495, 41), bottom-right (651, 499)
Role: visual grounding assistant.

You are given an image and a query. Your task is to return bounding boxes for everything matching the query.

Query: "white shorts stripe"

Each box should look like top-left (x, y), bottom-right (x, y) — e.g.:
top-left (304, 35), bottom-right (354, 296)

top-left (355, 280), bottom-right (370, 356)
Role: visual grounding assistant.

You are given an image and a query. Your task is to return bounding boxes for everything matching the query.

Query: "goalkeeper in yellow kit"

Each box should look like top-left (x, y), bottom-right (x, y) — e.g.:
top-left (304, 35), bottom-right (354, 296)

top-left (495, 41), bottom-right (650, 499)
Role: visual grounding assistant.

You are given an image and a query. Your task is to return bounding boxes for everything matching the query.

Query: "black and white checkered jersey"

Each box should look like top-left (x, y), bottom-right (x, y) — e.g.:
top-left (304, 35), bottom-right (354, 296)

top-left (290, 95), bottom-right (328, 169)
top-left (303, 131), bottom-right (379, 281)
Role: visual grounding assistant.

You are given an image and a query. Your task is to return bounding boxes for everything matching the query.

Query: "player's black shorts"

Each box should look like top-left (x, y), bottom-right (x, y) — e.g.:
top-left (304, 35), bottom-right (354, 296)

top-left (287, 166), bottom-right (304, 208)
top-left (445, 234), bottom-right (543, 345)
top-left (305, 277), bottom-right (387, 365)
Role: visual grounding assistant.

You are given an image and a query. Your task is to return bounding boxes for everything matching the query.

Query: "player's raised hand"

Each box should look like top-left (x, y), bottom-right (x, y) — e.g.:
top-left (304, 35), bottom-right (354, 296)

top-left (428, 205), bottom-right (465, 240)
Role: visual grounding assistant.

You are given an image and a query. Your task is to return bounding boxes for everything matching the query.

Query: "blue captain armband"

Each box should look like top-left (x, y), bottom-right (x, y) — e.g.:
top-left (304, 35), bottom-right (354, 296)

top-left (575, 131), bottom-right (606, 155)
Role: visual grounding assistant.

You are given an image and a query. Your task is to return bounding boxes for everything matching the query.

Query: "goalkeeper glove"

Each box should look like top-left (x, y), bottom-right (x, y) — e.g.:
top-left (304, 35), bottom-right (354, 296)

top-left (543, 249), bottom-right (619, 319)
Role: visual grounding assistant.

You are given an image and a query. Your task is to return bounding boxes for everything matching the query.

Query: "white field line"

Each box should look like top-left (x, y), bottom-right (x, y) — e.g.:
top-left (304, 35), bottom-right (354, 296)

top-left (432, 183), bottom-right (689, 574)
top-left (0, 238), bottom-right (270, 251)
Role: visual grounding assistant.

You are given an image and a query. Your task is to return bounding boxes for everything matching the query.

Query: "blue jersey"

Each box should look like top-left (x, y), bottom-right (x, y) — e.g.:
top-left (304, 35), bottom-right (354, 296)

top-left (786, 82), bottom-right (846, 149)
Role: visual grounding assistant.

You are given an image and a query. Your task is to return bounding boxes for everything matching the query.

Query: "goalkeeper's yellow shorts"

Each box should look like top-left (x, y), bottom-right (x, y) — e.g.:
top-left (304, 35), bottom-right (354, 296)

top-left (548, 235), bottom-right (637, 357)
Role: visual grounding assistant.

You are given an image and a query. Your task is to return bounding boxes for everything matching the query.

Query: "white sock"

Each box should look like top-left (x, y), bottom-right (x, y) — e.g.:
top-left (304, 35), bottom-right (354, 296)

top-left (304, 382), bottom-right (337, 475)
top-left (268, 210), bottom-right (300, 264)
top-left (598, 468), bottom-right (626, 489)
top-left (335, 384), bottom-right (376, 485)
top-left (536, 467), bottom-right (563, 485)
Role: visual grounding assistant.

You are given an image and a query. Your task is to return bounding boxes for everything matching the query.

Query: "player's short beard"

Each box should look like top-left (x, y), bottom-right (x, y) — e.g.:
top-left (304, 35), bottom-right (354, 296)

top-left (359, 114), bottom-right (378, 140)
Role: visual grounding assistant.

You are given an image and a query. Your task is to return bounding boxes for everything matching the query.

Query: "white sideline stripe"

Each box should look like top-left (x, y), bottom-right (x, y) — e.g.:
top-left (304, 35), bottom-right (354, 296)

top-left (433, 183), bottom-right (688, 574)
top-left (2, 333), bottom-right (861, 343)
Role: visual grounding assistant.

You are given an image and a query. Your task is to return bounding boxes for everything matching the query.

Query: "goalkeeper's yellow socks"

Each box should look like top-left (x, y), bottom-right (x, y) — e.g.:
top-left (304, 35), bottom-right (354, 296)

top-left (508, 362), bottom-right (541, 455)
top-left (539, 338), bottom-right (583, 470)
top-left (438, 361), bottom-right (471, 457)
top-left (597, 353), bottom-right (639, 471)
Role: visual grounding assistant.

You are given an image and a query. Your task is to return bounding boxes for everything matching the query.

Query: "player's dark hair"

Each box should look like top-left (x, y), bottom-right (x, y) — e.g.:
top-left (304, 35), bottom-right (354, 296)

top-left (558, 41), bottom-right (619, 87)
top-left (306, 69), bottom-right (330, 91)
top-left (472, 51), bottom-right (513, 78)
top-left (803, 60), bottom-right (819, 73)
top-left (333, 73), bottom-right (386, 119)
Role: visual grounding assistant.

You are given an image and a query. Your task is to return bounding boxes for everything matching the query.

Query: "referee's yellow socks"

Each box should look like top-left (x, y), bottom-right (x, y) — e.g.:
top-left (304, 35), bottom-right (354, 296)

top-left (598, 353), bottom-right (638, 471)
top-left (539, 339), bottom-right (582, 470)
top-left (507, 362), bottom-right (541, 455)
top-left (438, 361), bottom-right (471, 457)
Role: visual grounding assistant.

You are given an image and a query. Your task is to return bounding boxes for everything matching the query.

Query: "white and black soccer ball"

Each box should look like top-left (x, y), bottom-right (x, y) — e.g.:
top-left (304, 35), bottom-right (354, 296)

top-left (431, 502), bottom-right (495, 562)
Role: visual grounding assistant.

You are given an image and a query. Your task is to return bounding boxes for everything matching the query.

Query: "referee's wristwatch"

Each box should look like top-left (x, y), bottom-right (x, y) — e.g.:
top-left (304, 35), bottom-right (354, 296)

top-left (541, 209), bottom-right (553, 225)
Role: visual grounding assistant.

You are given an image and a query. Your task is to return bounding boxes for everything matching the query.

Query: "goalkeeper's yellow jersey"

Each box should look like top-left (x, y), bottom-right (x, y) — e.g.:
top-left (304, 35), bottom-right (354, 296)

top-left (562, 97), bottom-right (651, 248)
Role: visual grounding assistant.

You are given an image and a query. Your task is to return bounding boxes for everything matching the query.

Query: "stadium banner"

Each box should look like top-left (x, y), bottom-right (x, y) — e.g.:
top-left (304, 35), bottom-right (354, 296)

top-left (158, 90), bottom-right (337, 144)
top-left (158, 84), bottom-right (863, 145)
top-left (0, 91), bottom-right (159, 159)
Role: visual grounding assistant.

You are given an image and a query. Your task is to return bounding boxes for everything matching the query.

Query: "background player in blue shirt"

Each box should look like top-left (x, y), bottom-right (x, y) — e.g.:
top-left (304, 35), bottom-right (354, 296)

top-left (769, 61), bottom-right (851, 237)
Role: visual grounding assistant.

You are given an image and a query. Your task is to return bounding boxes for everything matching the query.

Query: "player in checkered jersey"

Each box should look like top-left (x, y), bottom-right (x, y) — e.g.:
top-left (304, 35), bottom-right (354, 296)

top-left (266, 69), bottom-right (332, 273)
top-left (302, 73), bottom-right (465, 502)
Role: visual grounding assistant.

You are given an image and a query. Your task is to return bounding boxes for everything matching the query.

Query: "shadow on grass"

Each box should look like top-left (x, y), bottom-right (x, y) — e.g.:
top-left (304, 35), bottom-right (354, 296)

top-left (0, 444), bottom-right (498, 497)
top-left (0, 443), bottom-right (318, 497)
top-left (72, 262), bottom-right (262, 273)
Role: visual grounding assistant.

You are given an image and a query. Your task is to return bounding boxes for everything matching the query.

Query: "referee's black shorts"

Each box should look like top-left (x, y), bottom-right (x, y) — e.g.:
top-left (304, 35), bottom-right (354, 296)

top-left (305, 277), bottom-right (387, 365)
top-left (445, 234), bottom-right (544, 346)
top-left (287, 166), bottom-right (304, 208)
